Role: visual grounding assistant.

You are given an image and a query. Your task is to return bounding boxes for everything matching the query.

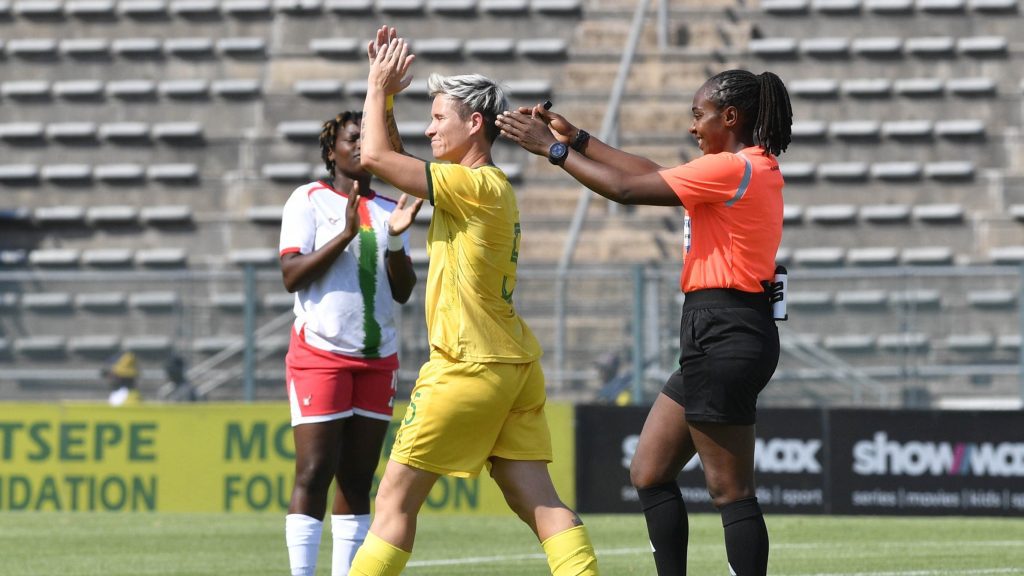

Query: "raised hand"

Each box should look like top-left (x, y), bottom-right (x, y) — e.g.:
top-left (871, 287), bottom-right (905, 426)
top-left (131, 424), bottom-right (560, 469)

top-left (495, 110), bottom-right (559, 157)
top-left (387, 194), bottom-right (424, 236)
top-left (368, 36), bottom-right (415, 96)
top-left (366, 25), bottom-right (398, 63)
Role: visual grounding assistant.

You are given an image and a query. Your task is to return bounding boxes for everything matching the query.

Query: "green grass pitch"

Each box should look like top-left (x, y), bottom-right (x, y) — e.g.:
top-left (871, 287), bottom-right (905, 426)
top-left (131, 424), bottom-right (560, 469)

top-left (2, 512), bottom-right (1023, 575)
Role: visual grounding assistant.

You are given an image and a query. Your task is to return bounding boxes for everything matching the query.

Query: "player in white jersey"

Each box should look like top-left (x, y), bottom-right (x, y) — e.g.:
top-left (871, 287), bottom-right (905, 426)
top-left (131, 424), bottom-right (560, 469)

top-left (278, 110), bottom-right (423, 576)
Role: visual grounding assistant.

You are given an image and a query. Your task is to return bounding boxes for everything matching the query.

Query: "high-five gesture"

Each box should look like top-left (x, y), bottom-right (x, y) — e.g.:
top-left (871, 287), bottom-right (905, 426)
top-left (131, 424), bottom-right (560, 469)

top-left (368, 36), bottom-right (415, 97)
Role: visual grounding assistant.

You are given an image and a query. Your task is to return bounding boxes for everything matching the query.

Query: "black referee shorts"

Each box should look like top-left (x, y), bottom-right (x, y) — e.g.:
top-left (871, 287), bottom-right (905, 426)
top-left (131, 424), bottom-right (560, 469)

top-left (662, 288), bottom-right (780, 425)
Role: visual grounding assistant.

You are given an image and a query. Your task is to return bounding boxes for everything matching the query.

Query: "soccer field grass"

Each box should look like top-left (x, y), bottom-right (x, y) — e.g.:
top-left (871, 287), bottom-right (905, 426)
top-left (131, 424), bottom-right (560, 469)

top-left (2, 512), bottom-right (1022, 575)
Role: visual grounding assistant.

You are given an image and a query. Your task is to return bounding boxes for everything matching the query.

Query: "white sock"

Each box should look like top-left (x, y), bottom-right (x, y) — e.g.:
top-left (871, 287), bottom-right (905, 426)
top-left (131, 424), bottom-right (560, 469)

top-left (331, 514), bottom-right (370, 576)
top-left (286, 513), bottom-right (323, 576)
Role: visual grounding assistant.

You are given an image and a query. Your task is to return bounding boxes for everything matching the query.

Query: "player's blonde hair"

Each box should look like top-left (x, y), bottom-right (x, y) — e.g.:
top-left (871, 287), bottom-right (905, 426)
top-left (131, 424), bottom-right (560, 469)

top-left (427, 73), bottom-right (508, 143)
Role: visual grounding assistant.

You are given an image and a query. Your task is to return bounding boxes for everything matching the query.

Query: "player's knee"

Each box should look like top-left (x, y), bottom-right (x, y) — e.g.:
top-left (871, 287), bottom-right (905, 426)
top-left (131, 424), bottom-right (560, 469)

top-left (630, 459), bottom-right (664, 490)
top-left (294, 460), bottom-right (334, 493)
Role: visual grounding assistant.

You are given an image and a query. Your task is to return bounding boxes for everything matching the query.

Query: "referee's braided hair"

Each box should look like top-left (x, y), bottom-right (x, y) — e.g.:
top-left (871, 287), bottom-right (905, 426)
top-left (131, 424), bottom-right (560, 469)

top-left (704, 70), bottom-right (792, 157)
top-left (319, 110), bottom-right (362, 175)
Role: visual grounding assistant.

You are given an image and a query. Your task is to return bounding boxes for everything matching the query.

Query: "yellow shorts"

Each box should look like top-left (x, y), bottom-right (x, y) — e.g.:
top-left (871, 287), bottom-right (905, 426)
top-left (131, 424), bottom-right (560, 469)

top-left (390, 351), bottom-right (552, 478)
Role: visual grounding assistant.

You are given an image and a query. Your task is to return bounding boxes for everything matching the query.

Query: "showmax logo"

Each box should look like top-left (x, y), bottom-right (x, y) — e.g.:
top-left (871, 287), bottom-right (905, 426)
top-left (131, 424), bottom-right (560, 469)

top-left (853, 432), bottom-right (1024, 477)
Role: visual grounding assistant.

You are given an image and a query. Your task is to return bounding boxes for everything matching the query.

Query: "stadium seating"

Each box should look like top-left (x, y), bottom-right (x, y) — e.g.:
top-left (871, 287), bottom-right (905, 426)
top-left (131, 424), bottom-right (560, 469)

top-left (1, 0), bottom-right (1023, 406)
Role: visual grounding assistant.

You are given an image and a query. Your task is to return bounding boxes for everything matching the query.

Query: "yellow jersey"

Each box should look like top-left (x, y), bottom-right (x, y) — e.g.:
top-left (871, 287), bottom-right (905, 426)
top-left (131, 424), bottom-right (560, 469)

top-left (424, 162), bottom-right (542, 363)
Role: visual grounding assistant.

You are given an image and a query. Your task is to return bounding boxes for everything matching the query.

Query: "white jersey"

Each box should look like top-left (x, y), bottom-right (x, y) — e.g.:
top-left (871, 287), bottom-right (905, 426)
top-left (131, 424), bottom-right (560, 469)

top-left (279, 180), bottom-right (409, 358)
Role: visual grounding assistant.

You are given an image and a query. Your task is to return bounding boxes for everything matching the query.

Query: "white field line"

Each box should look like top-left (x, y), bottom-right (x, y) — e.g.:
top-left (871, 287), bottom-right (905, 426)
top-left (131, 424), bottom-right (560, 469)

top-left (406, 541), bottom-right (1024, 572)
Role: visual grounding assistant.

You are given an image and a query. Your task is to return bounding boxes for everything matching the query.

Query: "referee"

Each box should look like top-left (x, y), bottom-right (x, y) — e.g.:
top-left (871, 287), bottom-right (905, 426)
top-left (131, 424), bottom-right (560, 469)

top-left (497, 69), bottom-right (792, 576)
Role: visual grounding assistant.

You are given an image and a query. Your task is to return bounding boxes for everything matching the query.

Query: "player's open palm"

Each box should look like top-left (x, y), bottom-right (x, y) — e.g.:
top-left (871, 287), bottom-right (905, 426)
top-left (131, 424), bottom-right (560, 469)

top-left (388, 194), bottom-right (424, 236)
top-left (369, 36), bottom-right (415, 97)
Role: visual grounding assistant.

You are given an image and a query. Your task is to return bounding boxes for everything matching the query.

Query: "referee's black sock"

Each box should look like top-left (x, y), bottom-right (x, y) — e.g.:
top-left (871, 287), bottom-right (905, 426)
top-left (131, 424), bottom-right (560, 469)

top-left (720, 497), bottom-right (769, 576)
top-left (636, 481), bottom-right (688, 575)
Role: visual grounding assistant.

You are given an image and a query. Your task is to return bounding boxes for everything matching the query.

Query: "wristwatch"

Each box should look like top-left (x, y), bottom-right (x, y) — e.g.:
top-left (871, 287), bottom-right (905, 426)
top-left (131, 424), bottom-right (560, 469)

top-left (570, 129), bottom-right (590, 153)
top-left (548, 142), bottom-right (569, 166)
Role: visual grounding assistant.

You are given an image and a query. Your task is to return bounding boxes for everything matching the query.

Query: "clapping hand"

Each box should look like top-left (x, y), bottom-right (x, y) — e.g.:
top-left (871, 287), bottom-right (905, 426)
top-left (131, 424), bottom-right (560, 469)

top-left (367, 29), bottom-right (415, 97)
top-left (387, 194), bottom-right (424, 236)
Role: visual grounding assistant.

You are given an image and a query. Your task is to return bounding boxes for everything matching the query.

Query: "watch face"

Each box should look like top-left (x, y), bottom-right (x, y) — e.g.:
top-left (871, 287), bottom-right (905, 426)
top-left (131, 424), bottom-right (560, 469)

top-left (549, 142), bottom-right (569, 164)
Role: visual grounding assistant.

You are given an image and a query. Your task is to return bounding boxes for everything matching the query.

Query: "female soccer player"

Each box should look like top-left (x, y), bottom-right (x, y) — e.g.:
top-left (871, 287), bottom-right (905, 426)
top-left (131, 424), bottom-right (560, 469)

top-left (496, 69), bottom-right (792, 576)
top-left (278, 109), bottom-right (422, 576)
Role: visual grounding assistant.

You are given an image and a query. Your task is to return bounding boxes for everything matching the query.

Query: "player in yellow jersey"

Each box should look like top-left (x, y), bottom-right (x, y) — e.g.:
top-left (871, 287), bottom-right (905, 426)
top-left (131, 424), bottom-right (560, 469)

top-left (349, 26), bottom-right (599, 576)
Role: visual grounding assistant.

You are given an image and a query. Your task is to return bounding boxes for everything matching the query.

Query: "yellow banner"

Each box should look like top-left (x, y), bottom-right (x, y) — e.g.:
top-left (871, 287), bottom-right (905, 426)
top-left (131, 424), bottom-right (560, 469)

top-left (0, 402), bottom-right (575, 513)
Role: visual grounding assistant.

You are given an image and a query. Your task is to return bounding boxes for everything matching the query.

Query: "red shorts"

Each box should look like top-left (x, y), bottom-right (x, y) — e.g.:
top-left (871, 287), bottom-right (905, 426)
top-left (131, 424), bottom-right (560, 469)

top-left (284, 327), bottom-right (399, 426)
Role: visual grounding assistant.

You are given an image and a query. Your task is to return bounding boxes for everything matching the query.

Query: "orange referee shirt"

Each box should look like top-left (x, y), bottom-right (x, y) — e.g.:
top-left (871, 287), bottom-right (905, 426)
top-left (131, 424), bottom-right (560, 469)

top-left (659, 146), bottom-right (784, 294)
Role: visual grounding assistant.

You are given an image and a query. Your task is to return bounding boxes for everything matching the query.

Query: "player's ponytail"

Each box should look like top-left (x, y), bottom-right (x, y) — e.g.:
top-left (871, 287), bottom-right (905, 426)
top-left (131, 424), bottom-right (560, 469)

top-left (705, 69), bottom-right (793, 157)
top-left (754, 71), bottom-right (792, 157)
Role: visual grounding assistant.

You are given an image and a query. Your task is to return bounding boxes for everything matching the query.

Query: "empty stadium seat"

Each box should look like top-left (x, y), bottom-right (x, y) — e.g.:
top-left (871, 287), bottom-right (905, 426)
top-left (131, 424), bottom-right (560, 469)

top-left (122, 335), bottom-right (173, 353)
top-left (129, 291), bottom-right (180, 309)
top-left (212, 79), bottom-right (262, 98)
top-left (842, 79), bottom-right (891, 98)
top-left (924, 161), bottom-right (975, 180)
top-left (967, 289), bottom-right (1016, 308)
top-left (76, 292), bottom-right (128, 309)
top-left (944, 333), bottom-right (995, 351)
top-left (813, 0), bottom-right (862, 12)
top-left (87, 206), bottom-right (138, 225)
top-left (890, 289), bottom-right (941, 307)
top-left (793, 247), bottom-right (845, 266)
top-left (818, 162), bottom-right (869, 181)
top-left (894, 78), bottom-right (945, 97)
top-left (789, 80), bottom-right (839, 98)
top-left (22, 292), bottom-right (74, 310)
top-left (263, 163), bottom-right (313, 182)
top-left (846, 247), bottom-right (900, 266)
top-left (480, 0), bottom-right (528, 14)
top-left (465, 39), bottom-right (516, 57)
top-left (229, 249), bottom-right (278, 265)
top-left (851, 37), bottom-right (902, 57)
top-left (871, 162), bottom-right (922, 181)
top-left (860, 204), bottom-right (911, 222)
top-left (135, 248), bottom-right (188, 267)
top-left (47, 121), bottom-right (97, 140)
top-left (119, 0), bottom-right (170, 17)
top-left (34, 206), bottom-right (86, 225)
top-left (309, 38), bottom-right (360, 58)
top-left (29, 249), bottom-right (81, 267)
top-left (823, 334), bottom-right (876, 351)
top-left (800, 38), bottom-right (850, 57)
top-left (988, 246), bottom-right (1024, 264)
top-left (912, 204), bottom-right (964, 223)
top-left (248, 206), bottom-right (284, 223)
top-left (95, 164), bottom-right (146, 183)
top-left (788, 290), bottom-right (833, 308)
top-left (947, 77), bottom-right (996, 96)
top-left (882, 120), bottom-right (933, 139)
top-left (905, 36), bottom-right (956, 57)
top-left (918, 0), bottom-right (965, 12)
top-left (68, 335), bottom-right (121, 355)
top-left (60, 39), bottom-right (110, 57)
top-left (428, 0), bottom-right (478, 14)
top-left (53, 80), bottom-right (104, 99)
top-left (835, 289), bottom-right (888, 307)
top-left (294, 80), bottom-right (345, 97)
top-left (783, 204), bottom-right (804, 224)
top-left (877, 332), bottom-right (929, 351)
top-left (761, 0), bottom-right (811, 13)
top-left (901, 246), bottom-right (954, 265)
top-left (140, 205), bottom-right (193, 224)
top-left (82, 248), bottom-right (135, 266)
top-left (0, 123), bottom-right (45, 141)
top-left (806, 204), bottom-right (857, 224)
